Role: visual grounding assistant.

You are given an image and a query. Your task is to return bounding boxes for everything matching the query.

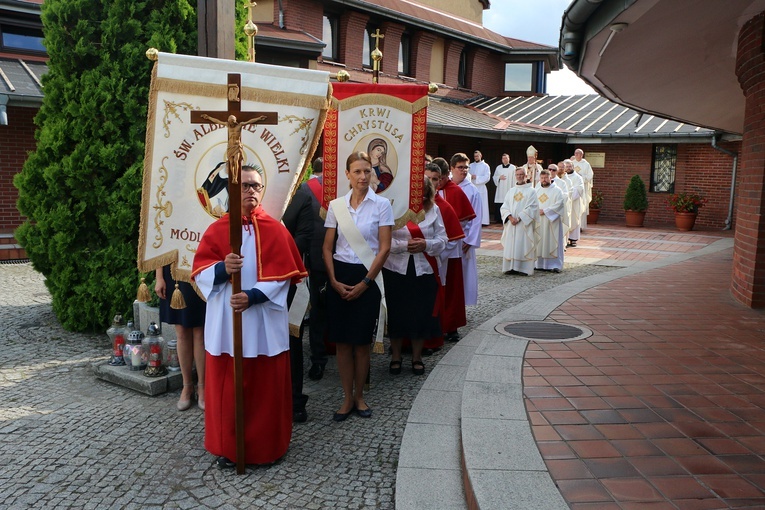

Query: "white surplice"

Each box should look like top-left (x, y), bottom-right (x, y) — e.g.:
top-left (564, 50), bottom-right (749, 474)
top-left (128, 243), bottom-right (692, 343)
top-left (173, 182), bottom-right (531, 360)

top-left (534, 183), bottom-right (566, 271)
top-left (500, 182), bottom-right (538, 275)
top-left (458, 179), bottom-right (482, 305)
top-left (563, 171), bottom-right (585, 241)
top-left (469, 160), bottom-right (491, 226)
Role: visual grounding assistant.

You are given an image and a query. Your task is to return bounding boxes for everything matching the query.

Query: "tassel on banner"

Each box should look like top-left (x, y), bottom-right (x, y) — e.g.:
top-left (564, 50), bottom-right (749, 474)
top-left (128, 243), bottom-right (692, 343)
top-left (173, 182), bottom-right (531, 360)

top-left (372, 339), bottom-right (385, 354)
top-left (170, 283), bottom-right (187, 310)
top-left (136, 277), bottom-right (151, 303)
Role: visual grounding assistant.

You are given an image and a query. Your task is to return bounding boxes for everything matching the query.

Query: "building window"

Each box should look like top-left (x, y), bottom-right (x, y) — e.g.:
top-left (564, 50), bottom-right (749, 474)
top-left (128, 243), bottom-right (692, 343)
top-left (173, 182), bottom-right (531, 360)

top-left (650, 144), bottom-right (677, 193)
top-left (321, 15), bottom-right (339, 61)
top-left (458, 48), bottom-right (467, 88)
top-left (362, 26), bottom-right (373, 67)
top-left (1, 24), bottom-right (45, 54)
top-left (398, 33), bottom-right (410, 76)
top-left (504, 63), bottom-right (533, 92)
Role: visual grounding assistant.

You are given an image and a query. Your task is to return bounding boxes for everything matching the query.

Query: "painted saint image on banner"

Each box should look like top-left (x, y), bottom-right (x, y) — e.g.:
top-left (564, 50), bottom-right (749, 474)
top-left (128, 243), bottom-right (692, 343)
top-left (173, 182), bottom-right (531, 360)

top-left (356, 136), bottom-right (398, 194)
top-left (195, 144), bottom-right (267, 218)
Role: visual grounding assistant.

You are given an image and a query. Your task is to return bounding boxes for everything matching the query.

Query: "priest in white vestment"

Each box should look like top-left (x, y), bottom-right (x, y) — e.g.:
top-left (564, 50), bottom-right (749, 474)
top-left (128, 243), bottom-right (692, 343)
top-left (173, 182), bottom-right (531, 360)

top-left (492, 153), bottom-right (515, 224)
top-left (192, 166), bottom-right (307, 468)
top-left (573, 149), bottom-right (594, 229)
top-left (500, 167), bottom-right (539, 276)
top-left (453, 153), bottom-right (482, 305)
top-left (469, 150), bottom-right (491, 226)
top-left (521, 145), bottom-right (543, 187)
top-left (535, 169), bottom-right (566, 272)
top-left (563, 159), bottom-right (585, 247)
top-left (553, 164), bottom-right (573, 247)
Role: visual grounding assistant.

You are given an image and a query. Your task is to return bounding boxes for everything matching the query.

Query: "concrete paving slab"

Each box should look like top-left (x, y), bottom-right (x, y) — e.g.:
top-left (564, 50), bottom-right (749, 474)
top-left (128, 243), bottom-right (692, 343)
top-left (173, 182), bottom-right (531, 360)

top-left (398, 423), bottom-right (461, 469)
top-left (462, 381), bottom-right (525, 421)
top-left (468, 470), bottom-right (568, 510)
top-left (407, 388), bottom-right (462, 426)
top-left (396, 467), bottom-right (466, 510)
top-left (476, 335), bottom-right (528, 357)
top-left (461, 417), bottom-right (546, 471)
top-left (438, 344), bottom-right (478, 366)
top-left (420, 363), bottom-right (467, 392)
top-left (465, 354), bottom-right (523, 384)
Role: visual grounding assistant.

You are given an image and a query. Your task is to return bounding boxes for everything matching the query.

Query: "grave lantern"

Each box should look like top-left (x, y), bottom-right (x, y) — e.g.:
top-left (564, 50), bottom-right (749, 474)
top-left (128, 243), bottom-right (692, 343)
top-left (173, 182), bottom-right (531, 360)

top-left (144, 322), bottom-right (167, 377)
top-left (123, 328), bottom-right (146, 371)
top-left (165, 338), bottom-right (180, 372)
top-left (106, 314), bottom-right (126, 366)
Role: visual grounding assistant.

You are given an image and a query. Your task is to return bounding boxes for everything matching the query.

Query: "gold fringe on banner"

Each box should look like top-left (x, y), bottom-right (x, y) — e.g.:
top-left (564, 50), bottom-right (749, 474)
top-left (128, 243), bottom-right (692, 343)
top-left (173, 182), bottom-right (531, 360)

top-left (136, 277), bottom-right (151, 302)
top-left (170, 283), bottom-right (187, 310)
top-left (372, 339), bottom-right (385, 354)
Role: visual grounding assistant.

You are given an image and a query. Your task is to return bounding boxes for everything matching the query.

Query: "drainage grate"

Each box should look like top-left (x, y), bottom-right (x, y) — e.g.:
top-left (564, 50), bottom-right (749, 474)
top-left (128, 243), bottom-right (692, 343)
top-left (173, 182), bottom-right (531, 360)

top-left (0, 258), bottom-right (30, 265)
top-left (495, 321), bottom-right (592, 343)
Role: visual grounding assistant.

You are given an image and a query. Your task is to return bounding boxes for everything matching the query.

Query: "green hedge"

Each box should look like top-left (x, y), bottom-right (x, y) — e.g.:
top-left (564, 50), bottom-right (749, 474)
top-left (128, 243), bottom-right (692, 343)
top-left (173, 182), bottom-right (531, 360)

top-left (14, 0), bottom-right (197, 331)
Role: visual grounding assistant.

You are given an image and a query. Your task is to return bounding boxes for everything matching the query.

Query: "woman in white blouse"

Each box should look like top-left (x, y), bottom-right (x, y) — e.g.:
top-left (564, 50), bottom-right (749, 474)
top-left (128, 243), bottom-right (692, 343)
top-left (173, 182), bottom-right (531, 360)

top-left (383, 177), bottom-right (447, 376)
top-left (323, 151), bottom-right (393, 421)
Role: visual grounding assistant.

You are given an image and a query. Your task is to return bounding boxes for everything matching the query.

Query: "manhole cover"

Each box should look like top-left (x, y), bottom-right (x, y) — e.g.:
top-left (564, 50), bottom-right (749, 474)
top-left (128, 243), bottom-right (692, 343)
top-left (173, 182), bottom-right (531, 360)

top-left (495, 321), bottom-right (592, 343)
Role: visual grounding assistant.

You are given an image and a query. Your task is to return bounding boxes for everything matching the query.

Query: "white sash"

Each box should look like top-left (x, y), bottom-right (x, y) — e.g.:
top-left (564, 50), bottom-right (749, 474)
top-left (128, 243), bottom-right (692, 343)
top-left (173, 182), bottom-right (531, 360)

top-left (287, 278), bottom-right (311, 338)
top-left (330, 197), bottom-right (386, 345)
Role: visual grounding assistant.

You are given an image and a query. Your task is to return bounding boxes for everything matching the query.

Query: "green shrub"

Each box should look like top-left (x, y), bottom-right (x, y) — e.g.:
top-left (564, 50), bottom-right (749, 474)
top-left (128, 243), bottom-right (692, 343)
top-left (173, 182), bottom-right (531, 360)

top-left (623, 174), bottom-right (648, 212)
top-left (14, 0), bottom-right (197, 331)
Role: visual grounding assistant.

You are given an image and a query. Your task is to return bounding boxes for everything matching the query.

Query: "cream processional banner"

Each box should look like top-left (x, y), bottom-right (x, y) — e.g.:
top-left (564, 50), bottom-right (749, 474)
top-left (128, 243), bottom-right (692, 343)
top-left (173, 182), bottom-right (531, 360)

top-left (322, 83), bottom-right (429, 228)
top-left (138, 52), bottom-right (331, 282)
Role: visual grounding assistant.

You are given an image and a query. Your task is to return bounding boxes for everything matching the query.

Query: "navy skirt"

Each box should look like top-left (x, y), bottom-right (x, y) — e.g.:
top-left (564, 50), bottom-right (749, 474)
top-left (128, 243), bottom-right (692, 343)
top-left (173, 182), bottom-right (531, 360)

top-left (383, 257), bottom-right (441, 340)
top-left (159, 265), bottom-right (206, 328)
top-left (326, 260), bottom-right (381, 345)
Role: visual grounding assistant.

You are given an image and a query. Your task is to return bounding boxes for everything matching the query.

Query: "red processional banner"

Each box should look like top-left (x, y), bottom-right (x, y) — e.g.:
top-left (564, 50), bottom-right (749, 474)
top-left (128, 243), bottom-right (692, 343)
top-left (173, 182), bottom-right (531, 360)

top-left (322, 83), bottom-right (429, 228)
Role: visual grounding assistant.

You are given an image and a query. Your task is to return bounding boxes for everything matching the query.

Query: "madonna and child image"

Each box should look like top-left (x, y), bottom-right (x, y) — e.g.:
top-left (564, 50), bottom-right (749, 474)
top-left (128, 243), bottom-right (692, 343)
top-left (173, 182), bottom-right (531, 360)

top-left (356, 136), bottom-right (398, 194)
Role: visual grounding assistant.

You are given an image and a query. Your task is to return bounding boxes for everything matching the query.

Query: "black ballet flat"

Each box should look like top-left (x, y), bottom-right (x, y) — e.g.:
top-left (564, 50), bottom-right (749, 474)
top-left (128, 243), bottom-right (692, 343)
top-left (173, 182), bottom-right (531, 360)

top-left (216, 456), bottom-right (236, 469)
top-left (355, 406), bottom-right (372, 418)
top-left (333, 409), bottom-right (353, 422)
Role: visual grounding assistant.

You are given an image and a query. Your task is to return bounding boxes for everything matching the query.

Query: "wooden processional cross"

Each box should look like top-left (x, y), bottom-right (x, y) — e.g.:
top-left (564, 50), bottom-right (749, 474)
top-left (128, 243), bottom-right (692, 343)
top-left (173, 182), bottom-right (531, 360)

top-left (190, 73), bottom-right (278, 474)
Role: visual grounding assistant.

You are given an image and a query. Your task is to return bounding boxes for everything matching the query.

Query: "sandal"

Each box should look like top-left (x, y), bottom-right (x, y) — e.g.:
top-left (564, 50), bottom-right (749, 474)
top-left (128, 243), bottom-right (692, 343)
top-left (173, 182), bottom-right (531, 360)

top-left (389, 360), bottom-right (402, 375)
top-left (412, 360), bottom-right (425, 376)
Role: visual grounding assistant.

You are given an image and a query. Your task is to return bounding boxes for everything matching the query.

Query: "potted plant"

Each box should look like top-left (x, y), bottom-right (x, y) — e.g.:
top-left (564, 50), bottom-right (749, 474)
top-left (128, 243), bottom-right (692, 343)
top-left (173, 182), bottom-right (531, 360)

top-left (587, 189), bottom-right (603, 224)
top-left (623, 175), bottom-right (648, 227)
top-left (667, 191), bottom-right (707, 231)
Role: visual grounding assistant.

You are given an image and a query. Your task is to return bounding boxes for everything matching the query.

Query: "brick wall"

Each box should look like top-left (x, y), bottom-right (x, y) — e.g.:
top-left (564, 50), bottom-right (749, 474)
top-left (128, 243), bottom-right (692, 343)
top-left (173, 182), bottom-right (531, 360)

top-left (574, 142), bottom-right (741, 230)
top-left (411, 31), bottom-right (436, 83)
top-left (0, 105), bottom-right (36, 232)
top-left (734, 12), bottom-right (765, 307)
top-left (338, 10), bottom-right (369, 70)
top-left (280, 0), bottom-right (323, 36)
top-left (442, 40), bottom-right (465, 89)
top-left (379, 21), bottom-right (405, 76)
top-left (466, 47), bottom-right (503, 97)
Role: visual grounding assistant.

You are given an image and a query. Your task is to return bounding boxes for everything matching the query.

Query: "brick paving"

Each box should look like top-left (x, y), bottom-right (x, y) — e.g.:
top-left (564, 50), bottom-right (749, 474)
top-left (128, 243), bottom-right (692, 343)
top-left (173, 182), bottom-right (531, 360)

top-left (525, 247), bottom-right (765, 509)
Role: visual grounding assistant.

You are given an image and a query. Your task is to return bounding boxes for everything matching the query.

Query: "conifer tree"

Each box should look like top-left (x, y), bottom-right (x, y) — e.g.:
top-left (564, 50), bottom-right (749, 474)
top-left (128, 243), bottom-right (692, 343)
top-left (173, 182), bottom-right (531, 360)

top-left (14, 0), bottom-right (196, 331)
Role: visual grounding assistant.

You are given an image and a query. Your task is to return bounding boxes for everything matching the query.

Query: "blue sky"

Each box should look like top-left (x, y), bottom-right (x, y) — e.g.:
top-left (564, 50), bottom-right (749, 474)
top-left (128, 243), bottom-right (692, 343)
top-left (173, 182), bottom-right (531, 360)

top-left (482, 0), bottom-right (596, 95)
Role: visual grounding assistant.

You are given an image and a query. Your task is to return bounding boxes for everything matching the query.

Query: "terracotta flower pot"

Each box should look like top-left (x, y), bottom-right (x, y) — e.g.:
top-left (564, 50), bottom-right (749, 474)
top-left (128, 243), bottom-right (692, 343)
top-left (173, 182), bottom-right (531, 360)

top-left (587, 209), bottom-right (601, 224)
top-left (674, 212), bottom-right (697, 231)
top-left (625, 210), bottom-right (646, 227)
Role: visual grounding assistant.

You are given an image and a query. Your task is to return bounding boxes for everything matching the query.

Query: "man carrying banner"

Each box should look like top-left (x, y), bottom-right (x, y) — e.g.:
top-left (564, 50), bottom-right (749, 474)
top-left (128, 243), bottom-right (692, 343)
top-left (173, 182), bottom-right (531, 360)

top-left (192, 165), bottom-right (307, 468)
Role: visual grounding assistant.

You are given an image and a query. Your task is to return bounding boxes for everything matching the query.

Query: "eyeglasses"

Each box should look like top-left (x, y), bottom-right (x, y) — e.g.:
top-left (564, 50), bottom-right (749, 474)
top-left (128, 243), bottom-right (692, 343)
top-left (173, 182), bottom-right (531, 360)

top-left (242, 182), bottom-right (264, 192)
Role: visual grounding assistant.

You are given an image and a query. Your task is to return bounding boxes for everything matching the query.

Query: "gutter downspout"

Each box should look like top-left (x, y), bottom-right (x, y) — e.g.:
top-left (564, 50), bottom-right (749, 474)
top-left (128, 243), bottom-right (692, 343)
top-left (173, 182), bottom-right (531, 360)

top-left (711, 134), bottom-right (737, 230)
top-left (277, 0), bottom-right (284, 29)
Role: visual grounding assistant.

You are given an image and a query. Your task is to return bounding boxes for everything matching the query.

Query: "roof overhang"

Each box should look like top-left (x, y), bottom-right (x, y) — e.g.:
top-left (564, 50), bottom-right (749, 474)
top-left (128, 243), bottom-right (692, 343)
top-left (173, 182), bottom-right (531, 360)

top-left (329, 0), bottom-right (559, 70)
top-left (559, 0), bottom-right (765, 135)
